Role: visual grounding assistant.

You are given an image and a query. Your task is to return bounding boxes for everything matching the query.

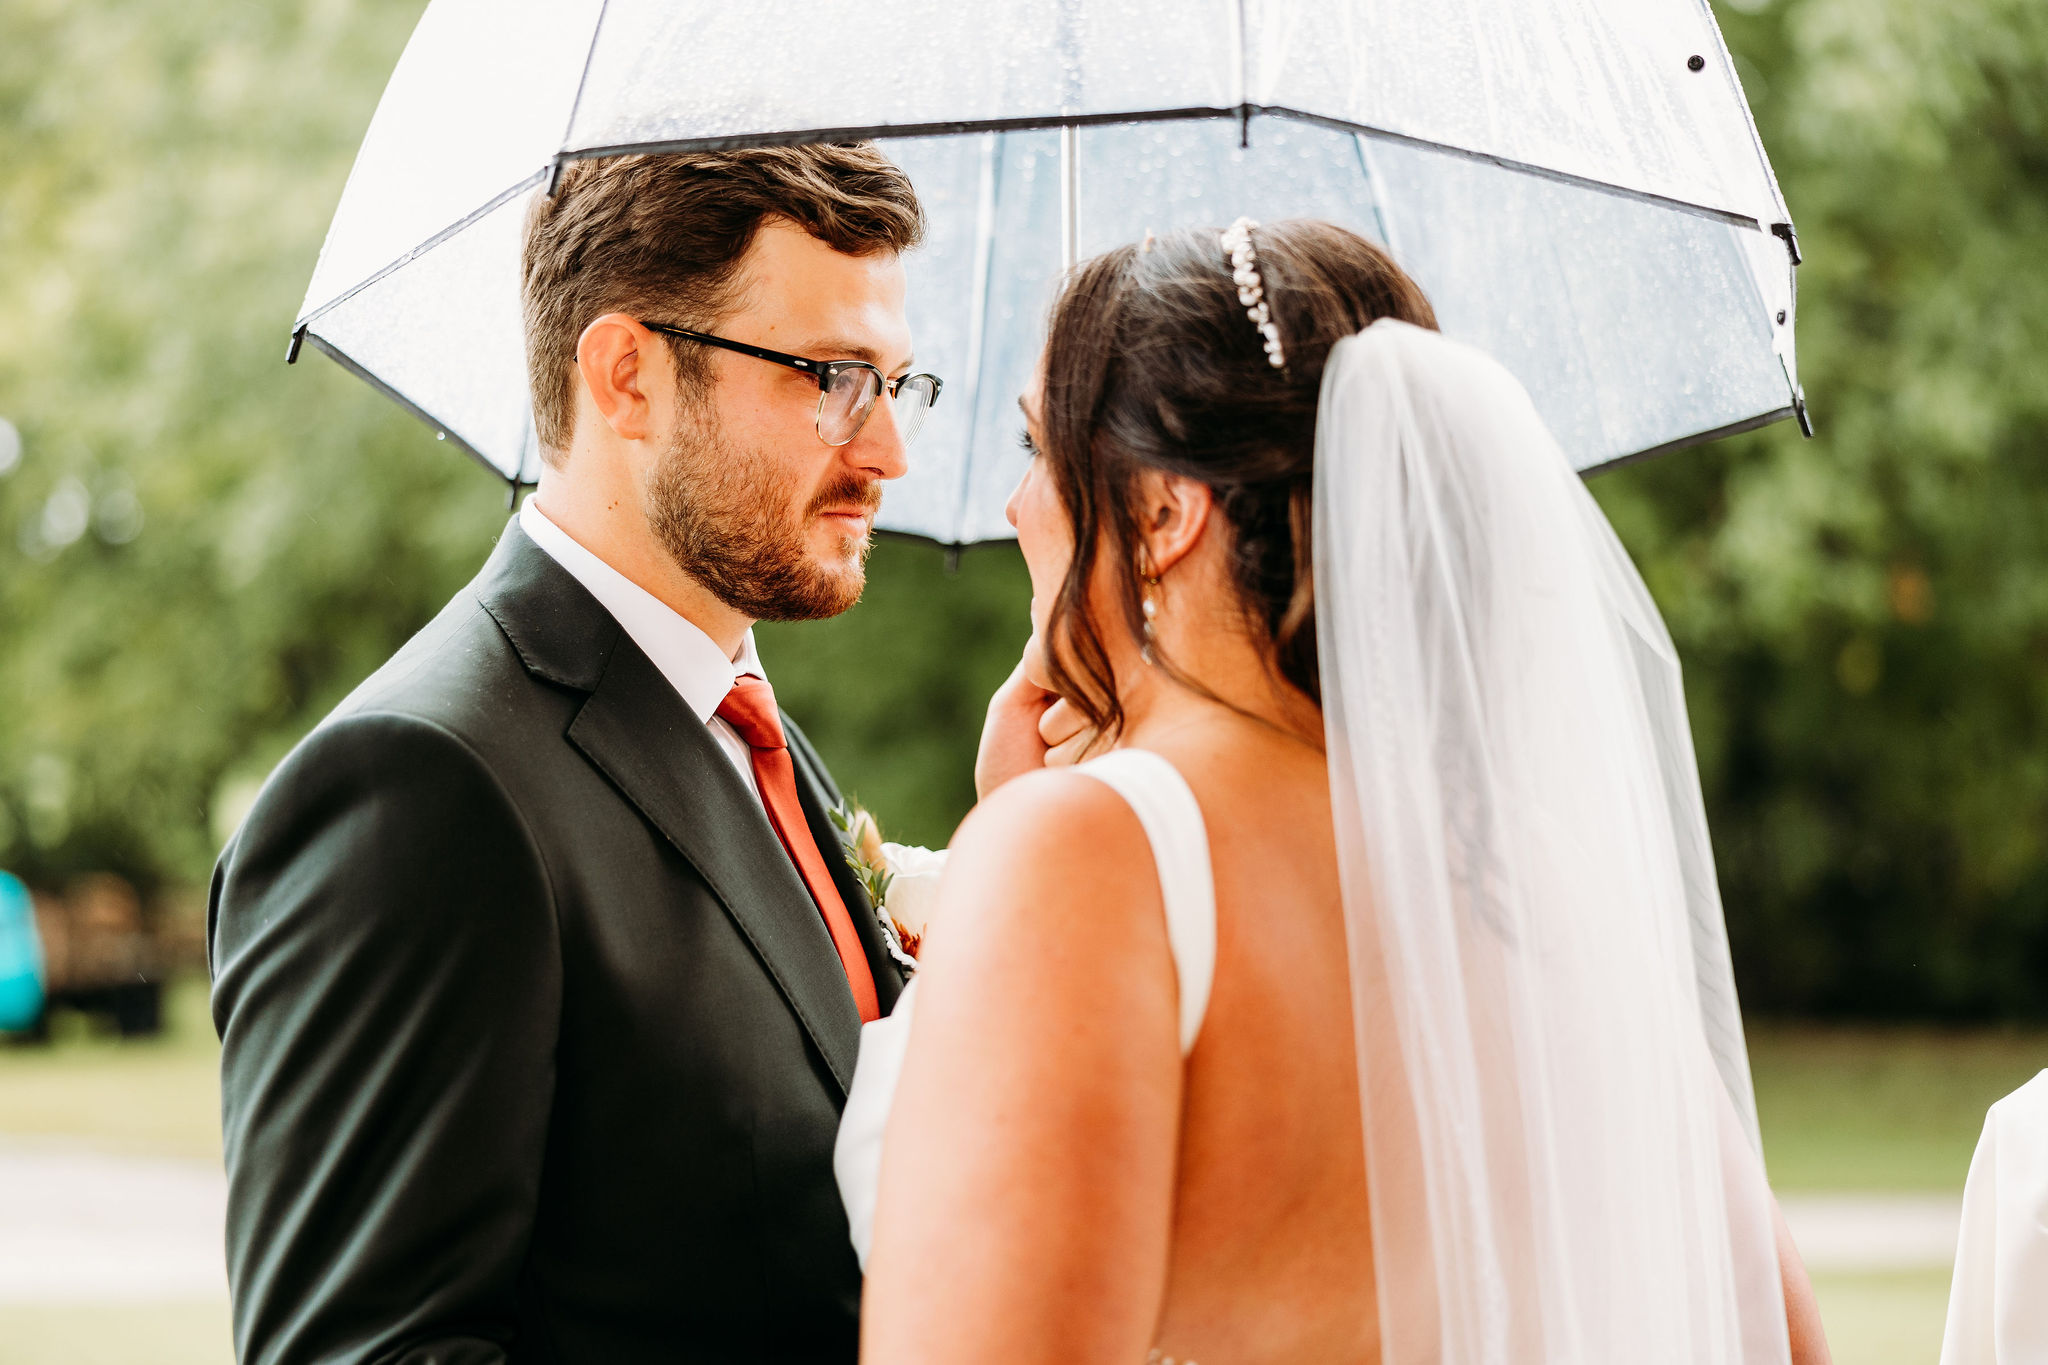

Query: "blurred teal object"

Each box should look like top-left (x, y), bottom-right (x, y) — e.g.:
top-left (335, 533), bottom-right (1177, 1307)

top-left (0, 871), bottom-right (45, 1031)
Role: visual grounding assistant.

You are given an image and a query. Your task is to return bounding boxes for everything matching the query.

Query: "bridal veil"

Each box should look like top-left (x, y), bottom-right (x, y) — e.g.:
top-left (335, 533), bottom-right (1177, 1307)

top-left (1315, 321), bottom-right (1791, 1364)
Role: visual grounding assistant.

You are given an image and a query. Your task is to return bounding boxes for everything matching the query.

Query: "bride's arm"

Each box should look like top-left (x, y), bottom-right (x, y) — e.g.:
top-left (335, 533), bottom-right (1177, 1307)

top-left (1711, 1065), bottom-right (1832, 1364)
top-left (861, 768), bottom-right (1182, 1365)
top-left (1773, 1195), bottom-right (1832, 1365)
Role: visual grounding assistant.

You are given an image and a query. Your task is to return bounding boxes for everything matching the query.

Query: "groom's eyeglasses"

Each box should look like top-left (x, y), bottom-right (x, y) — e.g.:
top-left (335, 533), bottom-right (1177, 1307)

top-left (644, 323), bottom-right (943, 449)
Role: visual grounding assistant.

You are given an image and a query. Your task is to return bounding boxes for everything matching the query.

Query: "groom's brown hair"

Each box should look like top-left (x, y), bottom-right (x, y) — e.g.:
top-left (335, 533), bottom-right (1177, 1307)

top-left (521, 145), bottom-right (925, 462)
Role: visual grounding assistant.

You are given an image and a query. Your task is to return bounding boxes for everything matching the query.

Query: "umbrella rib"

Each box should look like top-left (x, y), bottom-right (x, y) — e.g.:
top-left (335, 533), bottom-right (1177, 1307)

top-left (558, 107), bottom-right (1769, 235)
top-left (1778, 352), bottom-right (1811, 438)
top-left (1229, 0), bottom-right (1248, 112)
top-left (949, 134), bottom-right (1002, 547)
top-left (298, 332), bottom-right (514, 486)
top-left (1685, 0), bottom-right (1796, 255)
top-left (559, 108), bottom-right (1242, 160)
top-left (1579, 405), bottom-right (1799, 476)
top-left (1537, 193), bottom-right (1613, 461)
top-left (1351, 134), bottom-right (1401, 259)
top-left (1285, 112), bottom-right (1770, 233)
top-left (548, 0), bottom-right (613, 197)
top-left (293, 170), bottom-right (548, 339)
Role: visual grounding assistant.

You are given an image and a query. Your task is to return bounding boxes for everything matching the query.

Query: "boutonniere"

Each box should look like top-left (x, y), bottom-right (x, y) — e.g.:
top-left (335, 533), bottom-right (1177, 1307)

top-left (829, 801), bottom-right (945, 975)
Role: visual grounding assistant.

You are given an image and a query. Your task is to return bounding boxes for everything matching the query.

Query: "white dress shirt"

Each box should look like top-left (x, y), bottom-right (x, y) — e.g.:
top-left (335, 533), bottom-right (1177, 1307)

top-left (519, 498), bottom-right (765, 797)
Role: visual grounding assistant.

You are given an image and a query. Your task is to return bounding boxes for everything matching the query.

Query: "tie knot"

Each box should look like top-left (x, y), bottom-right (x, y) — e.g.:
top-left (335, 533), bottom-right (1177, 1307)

top-left (717, 675), bottom-right (786, 751)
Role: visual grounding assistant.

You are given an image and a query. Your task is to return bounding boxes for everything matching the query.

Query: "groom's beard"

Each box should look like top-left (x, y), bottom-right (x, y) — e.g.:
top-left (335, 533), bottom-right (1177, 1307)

top-left (646, 404), bottom-right (879, 623)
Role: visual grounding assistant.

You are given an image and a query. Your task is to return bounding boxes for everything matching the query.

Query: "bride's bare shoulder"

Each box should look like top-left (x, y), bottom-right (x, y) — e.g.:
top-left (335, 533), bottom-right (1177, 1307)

top-left (917, 765), bottom-right (1177, 1049)
top-left (952, 766), bottom-right (1148, 882)
top-left (935, 767), bottom-right (1163, 949)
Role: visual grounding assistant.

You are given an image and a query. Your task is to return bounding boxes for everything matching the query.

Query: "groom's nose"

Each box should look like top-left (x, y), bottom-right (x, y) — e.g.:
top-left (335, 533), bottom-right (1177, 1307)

top-left (845, 396), bottom-right (910, 482)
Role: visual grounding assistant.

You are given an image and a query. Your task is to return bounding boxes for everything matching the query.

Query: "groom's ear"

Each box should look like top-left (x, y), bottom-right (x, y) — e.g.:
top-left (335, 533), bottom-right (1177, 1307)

top-left (574, 313), bottom-right (665, 444)
top-left (1137, 472), bottom-right (1213, 578)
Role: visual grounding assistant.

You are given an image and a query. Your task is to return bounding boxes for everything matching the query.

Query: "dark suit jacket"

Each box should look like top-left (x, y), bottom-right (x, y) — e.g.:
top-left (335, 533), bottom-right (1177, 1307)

top-left (209, 520), bottom-right (907, 1364)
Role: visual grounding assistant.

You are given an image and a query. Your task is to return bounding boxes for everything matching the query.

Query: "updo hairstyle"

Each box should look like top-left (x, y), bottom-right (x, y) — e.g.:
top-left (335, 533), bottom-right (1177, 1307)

top-left (1036, 218), bottom-right (1437, 739)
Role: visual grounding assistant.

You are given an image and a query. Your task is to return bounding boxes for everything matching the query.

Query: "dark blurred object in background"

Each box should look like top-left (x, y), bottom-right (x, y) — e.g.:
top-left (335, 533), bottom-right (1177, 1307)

top-left (3, 873), bottom-right (205, 1042)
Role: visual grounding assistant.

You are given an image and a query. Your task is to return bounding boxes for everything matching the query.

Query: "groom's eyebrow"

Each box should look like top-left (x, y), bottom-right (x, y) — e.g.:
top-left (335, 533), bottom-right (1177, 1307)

top-left (801, 336), bottom-right (914, 374)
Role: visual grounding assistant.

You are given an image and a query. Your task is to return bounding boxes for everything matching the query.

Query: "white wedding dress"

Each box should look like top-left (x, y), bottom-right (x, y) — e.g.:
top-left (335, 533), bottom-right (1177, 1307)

top-left (834, 746), bottom-right (1215, 1269)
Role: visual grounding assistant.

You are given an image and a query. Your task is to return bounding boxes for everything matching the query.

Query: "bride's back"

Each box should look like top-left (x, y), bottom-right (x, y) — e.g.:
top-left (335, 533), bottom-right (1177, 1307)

top-left (1142, 724), bottom-right (1375, 1363)
top-left (1003, 218), bottom-right (1431, 1362)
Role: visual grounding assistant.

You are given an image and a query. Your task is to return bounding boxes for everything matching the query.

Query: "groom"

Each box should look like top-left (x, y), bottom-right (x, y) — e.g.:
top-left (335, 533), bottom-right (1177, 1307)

top-left (211, 146), bottom-right (933, 1363)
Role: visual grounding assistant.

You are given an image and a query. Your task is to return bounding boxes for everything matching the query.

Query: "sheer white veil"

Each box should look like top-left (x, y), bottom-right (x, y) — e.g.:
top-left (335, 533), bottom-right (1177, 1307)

top-left (1314, 320), bottom-right (1791, 1364)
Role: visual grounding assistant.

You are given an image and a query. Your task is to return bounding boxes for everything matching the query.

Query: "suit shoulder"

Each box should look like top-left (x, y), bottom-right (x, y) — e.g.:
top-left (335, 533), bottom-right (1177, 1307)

top-left (252, 707), bottom-right (521, 843)
top-left (235, 591), bottom-right (543, 861)
top-left (326, 592), bottom-right (530, 739)
top-left (212, 705), bottom-right (552, 964)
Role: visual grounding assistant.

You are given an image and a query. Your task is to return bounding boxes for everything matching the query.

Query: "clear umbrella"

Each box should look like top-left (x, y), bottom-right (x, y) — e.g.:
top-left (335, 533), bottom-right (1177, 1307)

top-left (294, 0), bottom-right (1806, 546)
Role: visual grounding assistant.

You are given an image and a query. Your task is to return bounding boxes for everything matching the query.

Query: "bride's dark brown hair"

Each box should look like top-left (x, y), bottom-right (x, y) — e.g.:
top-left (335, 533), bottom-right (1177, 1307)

top-left (1036, 219), bottom-right (1436, 740)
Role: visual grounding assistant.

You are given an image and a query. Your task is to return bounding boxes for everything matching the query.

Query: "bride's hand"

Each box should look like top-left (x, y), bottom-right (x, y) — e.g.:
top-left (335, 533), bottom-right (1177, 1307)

top-left (974, 634), bottom-right (1101, 796)
top-left (974, 637), bottom-right (1059, 800)
top-left (1037, 697), bottom-right (1095, 768)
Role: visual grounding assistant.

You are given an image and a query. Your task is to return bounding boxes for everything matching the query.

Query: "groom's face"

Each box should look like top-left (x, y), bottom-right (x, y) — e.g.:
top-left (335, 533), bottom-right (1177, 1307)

top-left (648, 219), bottom-right (914, 621)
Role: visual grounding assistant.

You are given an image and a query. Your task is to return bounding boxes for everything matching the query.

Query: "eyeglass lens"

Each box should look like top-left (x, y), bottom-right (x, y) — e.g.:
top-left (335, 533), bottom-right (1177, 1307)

top-left (894, 375), bottom-right (937, 447)
top-left (818, 368), bottom-right (883, 446)
top-left (818, 368), bottom-right (939, 447)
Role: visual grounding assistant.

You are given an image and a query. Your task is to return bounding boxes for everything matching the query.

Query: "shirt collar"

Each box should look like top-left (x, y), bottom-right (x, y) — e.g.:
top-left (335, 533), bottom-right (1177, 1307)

top-left (519, 498), bottom-right (764, 724)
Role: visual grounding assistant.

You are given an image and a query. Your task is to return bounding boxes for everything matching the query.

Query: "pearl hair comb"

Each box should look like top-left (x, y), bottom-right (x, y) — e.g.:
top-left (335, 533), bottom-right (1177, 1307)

top-left (1221, 216), bottom-right (1285, 369)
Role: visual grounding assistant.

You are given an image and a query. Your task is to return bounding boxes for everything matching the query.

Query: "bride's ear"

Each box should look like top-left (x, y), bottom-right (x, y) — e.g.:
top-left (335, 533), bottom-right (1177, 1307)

top-left (1136, 472), bottom-right (1213, 578)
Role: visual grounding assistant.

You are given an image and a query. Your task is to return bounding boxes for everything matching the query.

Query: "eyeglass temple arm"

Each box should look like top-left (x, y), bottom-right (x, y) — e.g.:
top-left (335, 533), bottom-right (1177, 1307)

top-left (647, 325), bottom-right (827, 378)
top-left (651, 323), bottom-right (938, 402)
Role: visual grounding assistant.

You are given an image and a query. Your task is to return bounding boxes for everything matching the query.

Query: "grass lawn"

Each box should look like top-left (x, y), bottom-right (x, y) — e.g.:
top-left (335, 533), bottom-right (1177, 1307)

top-left (0, 978), bottom-right (233, 1362)
top-left (1743, 1024), bottom-right (2041, 1364)
top-left (0, 974), bottom-right (221, 1162)
top-left (1809, 1268), bottom-right (1953, 1365)
top-left (0, 1302), bottom-right (233, 1365)
top-left (1747, 1021), bottom-right (2048, 1192)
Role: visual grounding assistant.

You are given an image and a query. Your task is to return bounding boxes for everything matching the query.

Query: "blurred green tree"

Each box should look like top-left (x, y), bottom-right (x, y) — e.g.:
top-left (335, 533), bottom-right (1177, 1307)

top-left (1595, 0), bottom-right (2048, 1015)
top-left (758, 541), bottom-right (1031, 850)
top-left (0, 0), bottom-right (507, 892)
top-left (2, 0), bottom-right (2044, 1017)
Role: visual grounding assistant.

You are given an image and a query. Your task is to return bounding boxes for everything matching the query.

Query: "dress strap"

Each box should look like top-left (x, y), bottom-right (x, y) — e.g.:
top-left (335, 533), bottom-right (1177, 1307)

top-left (1073, 749), bottom-right (1216, 1055)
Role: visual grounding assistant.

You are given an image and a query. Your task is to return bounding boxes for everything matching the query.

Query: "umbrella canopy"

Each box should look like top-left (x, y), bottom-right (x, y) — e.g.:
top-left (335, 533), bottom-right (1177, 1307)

top-left (295, 0), bottom-right (1805, 546)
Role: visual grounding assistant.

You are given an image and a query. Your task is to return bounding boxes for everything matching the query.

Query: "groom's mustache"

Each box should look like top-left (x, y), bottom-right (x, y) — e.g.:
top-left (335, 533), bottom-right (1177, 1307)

top-left (806, 474), bottom-right (883, 523)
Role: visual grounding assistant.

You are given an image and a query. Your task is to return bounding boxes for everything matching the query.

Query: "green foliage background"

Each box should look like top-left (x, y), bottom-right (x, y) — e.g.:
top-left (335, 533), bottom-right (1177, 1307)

top-left (1594, 0), bottom-right (2048, 1015)
top-left (1, 0), bottom-right (2043, 1015)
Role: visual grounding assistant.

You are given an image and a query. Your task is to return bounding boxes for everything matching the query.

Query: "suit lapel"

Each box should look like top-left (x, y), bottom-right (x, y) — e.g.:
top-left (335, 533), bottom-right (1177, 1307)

top-left (476, 522), bottom-right (866, 1094)
top-left (567, 643), bottom-right (866, 1092)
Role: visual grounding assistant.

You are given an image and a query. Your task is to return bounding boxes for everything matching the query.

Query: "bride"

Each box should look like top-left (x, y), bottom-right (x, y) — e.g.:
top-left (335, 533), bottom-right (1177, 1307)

top-left (835, 219), bottom-right (1832, 1364)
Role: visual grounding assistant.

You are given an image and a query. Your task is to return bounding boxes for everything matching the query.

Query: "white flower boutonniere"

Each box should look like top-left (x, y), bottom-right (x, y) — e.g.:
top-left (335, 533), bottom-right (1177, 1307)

top-left (830, 802), bottom-right (946, 975)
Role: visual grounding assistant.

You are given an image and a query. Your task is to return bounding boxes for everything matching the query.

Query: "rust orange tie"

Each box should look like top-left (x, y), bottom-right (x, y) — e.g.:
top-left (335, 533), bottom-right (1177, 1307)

top-left (717, 676), bottom-right (880, 1023)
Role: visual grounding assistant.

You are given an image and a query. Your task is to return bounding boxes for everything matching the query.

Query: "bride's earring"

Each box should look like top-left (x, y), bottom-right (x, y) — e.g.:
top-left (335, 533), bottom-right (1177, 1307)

top-left (1138, 557), bottom-right (1162, 666)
